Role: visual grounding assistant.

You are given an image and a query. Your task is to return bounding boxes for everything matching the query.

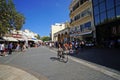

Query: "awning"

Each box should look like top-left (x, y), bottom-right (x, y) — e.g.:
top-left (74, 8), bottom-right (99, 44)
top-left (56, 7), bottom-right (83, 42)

top-left (0, 39), bottom-right (5, 42)
top-left (17, 38), bottom-right (25, 41)
top-left (77, 31), bottom-right (92, 36)
top-left (70, 31), bottom-right (92, 37)
top-left (70, 34), bottom-right (77, 37)
top-left (28, 39), bottom-right (34, 41)
top-left (3, 37), bottom-right (18, 42)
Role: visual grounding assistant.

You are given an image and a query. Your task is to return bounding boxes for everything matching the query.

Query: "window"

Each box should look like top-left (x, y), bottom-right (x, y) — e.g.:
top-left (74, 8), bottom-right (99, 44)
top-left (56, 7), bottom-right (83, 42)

top-left (84, 22), bottom-right (91, 30)
top-left (76, 14), bottom-right (80, 20)
top-left (99, 0), bottom-right (104, 3)
top-left (80, 0), bottom-right (83, 4)
top-left (94, 6), bottom-right (99, 15)
top-left (80, 25), bottom-right (84, 32)
top-left (106, 0), bottom-right (114, 10)
top-left (115, 0), bottom-right (120, 6)
top-left (94, 15), bottom-right (100, 25)
top-left (75, 27), bottom-right (77, 30)
top-left (92, 0), bottom-right (98, 6)
top-left (99, 2), bottom-right (106, 13)
top-left (84, 22), bottom-right (91, 28)
top-left (81, 11), bottom-right (85, 17)
top-left (100, 12), bottom-right (107, 23)
top-left (116, 6), bottom-right (120, 17)
top-left (73, 2), bottom-right (79, 11)
top-left (107, 9), bottom-right (115, 19)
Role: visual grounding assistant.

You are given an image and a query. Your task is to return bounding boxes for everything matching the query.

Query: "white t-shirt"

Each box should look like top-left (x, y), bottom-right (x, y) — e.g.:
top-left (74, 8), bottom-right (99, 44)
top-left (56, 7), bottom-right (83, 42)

top-left (0, 44), bottom-right (4, 50)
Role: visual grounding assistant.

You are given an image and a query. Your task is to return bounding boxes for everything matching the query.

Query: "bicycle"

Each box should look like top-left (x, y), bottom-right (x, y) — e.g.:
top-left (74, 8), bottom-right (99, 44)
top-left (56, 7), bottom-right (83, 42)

top-left (57, 48), bottom-right (68, 63)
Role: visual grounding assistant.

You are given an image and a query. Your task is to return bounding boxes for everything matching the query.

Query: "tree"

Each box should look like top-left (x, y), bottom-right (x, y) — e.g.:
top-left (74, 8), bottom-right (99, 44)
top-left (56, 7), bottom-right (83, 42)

top-left (35, 34), bottom-right (41, 39)
top-left (0, 0), bottom-right (25, 36)
top-left (7, 0), bottom-right (25, 30)
top-left (13, 12), bottom-right (25, 30)
top-left (41, 36), bottom-right (50, 42)
top-left (0, 0), bottom-right (10, 36)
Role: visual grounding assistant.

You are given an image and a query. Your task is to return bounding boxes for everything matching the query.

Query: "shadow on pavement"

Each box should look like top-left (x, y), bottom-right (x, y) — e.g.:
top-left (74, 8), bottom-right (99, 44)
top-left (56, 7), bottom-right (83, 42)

top-left (50, 57), bottom-right (68, 63)
top-left (69, 48), bottom-right (120, 72)
top-left (50, 57), bottom-right (59, 61)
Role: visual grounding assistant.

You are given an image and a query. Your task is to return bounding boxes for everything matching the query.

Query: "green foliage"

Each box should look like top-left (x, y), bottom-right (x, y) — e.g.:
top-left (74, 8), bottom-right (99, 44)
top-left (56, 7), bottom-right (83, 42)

top-left (0, 0), bottom-right (25, 36)
top-left (13, 12), bottom-right (25, 30)
top-left (41, 36), bottom-right (50, 42)
top-left (35, 34), bottom-right (41, 39)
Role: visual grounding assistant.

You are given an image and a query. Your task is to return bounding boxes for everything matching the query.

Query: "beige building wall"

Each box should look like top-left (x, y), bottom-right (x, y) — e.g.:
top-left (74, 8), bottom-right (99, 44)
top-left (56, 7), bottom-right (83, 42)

top-left (53, 22), bottom-right (70, 42)
top-left (51, 23), bottom-right (66, 41)
top-left (69, 0), bottom-right (94, 41)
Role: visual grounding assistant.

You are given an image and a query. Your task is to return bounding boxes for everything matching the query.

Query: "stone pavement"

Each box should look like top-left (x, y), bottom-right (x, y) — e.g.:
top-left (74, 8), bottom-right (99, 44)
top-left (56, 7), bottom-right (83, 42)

top-left (0, 64), bottom-right (48, 80)
top-left (52, 47), bottom-right (120, 72)
top-left (70, 48), bottom-right (120, 72)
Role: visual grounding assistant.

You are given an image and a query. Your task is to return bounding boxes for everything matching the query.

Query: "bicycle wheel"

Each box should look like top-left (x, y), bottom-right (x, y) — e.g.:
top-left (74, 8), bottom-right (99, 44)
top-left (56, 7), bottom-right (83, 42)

top-left (62, 53), bottom-right (68, 63)
top-left (57, 51), bottom-right (62, 59)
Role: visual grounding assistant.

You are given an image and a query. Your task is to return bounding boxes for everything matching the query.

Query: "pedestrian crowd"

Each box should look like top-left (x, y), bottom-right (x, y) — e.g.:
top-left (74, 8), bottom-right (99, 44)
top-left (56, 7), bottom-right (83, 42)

top-left (44, 41), bottom-right (85, 55)
top-left (0, 40), bottom-right (86, 57)
top-left (0, 42), bottom-right (32, 56)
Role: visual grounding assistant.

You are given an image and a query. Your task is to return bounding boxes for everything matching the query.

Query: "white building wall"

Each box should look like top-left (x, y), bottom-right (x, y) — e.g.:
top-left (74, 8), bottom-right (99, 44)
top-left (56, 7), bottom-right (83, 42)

top-left (11, 29), bottom-right (38, 40)
top-left (51, 23), bottom-right (66, 41)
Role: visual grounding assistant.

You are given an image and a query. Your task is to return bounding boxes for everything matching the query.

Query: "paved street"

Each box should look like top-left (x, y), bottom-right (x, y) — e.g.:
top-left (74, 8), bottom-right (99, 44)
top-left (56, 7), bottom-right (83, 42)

top-left (70, 48), bottom-right (120, 71)
top-left (0, 46), bottom-right (120, 80)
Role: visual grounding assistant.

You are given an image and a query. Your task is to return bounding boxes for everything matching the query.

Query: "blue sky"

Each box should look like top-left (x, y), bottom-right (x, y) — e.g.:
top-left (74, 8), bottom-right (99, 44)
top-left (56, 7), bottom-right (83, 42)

top-left (13, 0), bottom-right (71, 37)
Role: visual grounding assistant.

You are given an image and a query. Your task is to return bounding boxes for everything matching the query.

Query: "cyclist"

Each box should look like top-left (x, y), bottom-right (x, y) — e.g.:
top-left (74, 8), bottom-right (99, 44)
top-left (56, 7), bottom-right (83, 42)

top-left (57, 42), bottom-right (63, 57)
top-left (63, 42), bottom-right (69, 54)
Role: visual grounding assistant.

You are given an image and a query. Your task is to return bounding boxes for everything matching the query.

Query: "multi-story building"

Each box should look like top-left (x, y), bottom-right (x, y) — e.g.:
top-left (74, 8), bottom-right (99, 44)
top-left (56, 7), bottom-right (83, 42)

top-left (12, 29), bottom-right (38, 41)
top-left (92, 0), bottom-right (120, 47)
top-left (50, 23), bottom-right (66, 41)
top-left (69, 0), bottom-right (95, 42)
top-left (54, 22), bottom-right (70, 42)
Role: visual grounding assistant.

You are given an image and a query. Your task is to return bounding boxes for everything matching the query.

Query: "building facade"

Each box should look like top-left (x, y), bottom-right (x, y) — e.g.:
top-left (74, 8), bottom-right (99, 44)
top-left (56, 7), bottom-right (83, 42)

top-left (11, 29), bottom-right (39, 43)
top-left (54, 22), bottom-right (70, 42)
top-left (69, 0), bottom-right (95, 42)
top-left (92, 0), bottom-right (120, 47)
top-left (51, 23), bottom-right (66, 41)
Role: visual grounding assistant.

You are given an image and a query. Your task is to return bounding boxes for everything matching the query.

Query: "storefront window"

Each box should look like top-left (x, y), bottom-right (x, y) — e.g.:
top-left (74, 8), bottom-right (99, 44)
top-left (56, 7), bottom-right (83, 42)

top-left (106, 0), bottom-right (114, 10)
top-left (107, 9), bottom-right (115, 19)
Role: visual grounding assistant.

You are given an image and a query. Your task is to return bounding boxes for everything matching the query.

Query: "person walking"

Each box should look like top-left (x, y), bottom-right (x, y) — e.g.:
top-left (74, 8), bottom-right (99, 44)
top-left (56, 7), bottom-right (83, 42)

top-left (0, 43), bottom-right (5, 56)
top-left (80, 41), bottom-right (85, 52)
top-left (22, 43), bottom-right (26, 52)
top-left (8, 42), bottom-right (13, 55)
top-left (15, 43), bottom-right (20, 52)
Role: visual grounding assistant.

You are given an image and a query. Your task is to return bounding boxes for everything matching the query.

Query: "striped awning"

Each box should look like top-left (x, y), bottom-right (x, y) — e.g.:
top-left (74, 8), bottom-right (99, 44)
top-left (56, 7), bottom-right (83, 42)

top-left (3, 37), bottom-right (18, 42)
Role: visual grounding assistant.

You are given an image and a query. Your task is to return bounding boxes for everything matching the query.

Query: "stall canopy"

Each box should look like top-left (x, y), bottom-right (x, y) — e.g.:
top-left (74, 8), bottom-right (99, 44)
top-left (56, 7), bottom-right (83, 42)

top-left (3, 37), bottom-right (18, 42)
top-left (15, 38), bottom-right (25, 41)
top-left (0, 39), bottom-right (5, 42)
top-left (0, 37), bottom-right (5, 42)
